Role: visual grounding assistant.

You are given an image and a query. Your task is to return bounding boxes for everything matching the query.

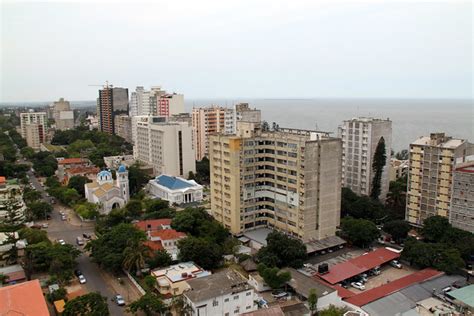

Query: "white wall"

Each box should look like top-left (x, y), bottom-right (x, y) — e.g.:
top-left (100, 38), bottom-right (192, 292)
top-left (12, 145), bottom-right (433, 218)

top-left (186, 289), bottom-right (257, 316)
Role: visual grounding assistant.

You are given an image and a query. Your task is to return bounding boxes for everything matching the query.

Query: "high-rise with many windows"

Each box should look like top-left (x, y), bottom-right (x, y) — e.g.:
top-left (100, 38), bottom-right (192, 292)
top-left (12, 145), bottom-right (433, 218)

top-left (129, 86), bottom-right (184, 117)
top-left (406, 133), bottom-right (473, 226)
top-left (97, 86), bottom-right (129, 135)
top-left (450, 162), bottom-right (474, 233)
top-left (338, 117), bottom-right (392, 201)
top-left (210, 124), bottom-right (342, 242)
top-left (20, 112), bottom-right (47, 150)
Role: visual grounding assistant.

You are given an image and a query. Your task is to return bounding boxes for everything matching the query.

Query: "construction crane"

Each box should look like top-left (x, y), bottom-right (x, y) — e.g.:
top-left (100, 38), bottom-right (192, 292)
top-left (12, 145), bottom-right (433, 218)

top-left (88, 81), bottom-right (113, 89)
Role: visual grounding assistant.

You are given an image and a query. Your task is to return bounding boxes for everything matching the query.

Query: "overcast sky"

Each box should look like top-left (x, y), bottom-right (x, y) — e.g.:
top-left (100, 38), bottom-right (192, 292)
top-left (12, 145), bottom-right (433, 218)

top-left (0, 0), bottom-right (472, 102)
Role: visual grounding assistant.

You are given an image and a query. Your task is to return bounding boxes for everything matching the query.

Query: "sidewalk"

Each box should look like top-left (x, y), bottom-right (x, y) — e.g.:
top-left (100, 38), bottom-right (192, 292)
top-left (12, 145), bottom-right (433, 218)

top-left (99, 269), bottom-right (143, 305)
top-left (57, 204), bottom-right (95, 228)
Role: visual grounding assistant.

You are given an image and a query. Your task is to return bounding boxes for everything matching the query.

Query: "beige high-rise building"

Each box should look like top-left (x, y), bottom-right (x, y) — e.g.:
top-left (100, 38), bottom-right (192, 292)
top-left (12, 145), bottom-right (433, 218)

top-left (338, 117), bottom-right (392, 201)
top-left (449, 162), bottom-right (474, 233)
top-left (406, 133), bottom-right (473, 226)
top-left (114, 115), bottom-right (132, 143)
top-left (20, 112), bottom-right (47, 150)
top-left (210, 125), bottom-right (342, 242)
top-left (133, 116), bottom-right (195, 177)
top-left (192, 106), bottom-right (236, 161)
top-left (192, 103), bottom-right (261, 161)
top-left (52, 98), bottom-right (74, 130)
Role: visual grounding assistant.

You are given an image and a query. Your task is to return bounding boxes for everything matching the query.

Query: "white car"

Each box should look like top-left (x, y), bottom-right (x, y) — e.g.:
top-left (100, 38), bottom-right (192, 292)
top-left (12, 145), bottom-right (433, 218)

top-left (114, 295), bottom-right (126, 306)
top-left (351, 282), bottom-right (366, 291)
top-left (390, 260), bottom-right (402, 269)
top-left (58, 239), bottom-right (66, 246)
top-left (41, 223), bottom-right (48, 228)
top-left (78, 275), bottom-right (87, 284)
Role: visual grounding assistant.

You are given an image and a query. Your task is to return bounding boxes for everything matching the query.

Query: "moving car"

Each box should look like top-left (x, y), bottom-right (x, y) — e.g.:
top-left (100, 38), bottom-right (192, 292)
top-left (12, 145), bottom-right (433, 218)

top-left (113, 295), bottom-right (126, 306)
top-left (76, 237), bottom-right (84, 246)
top-left (58, 239), bottom-right (66, 246)
top-left (351, 282), bottom-right (365, 291)
top-left (78, 274), bottom-right (87, 284)
top-left (390, 260), bottom-right (402, 269)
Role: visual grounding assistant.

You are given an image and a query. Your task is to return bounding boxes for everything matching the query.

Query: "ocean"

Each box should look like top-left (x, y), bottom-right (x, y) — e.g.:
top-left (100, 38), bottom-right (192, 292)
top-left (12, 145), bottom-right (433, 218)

top-left (2, 98), bottom-right (472, 152)
top-left (185, 98), bottom-right (473, 152)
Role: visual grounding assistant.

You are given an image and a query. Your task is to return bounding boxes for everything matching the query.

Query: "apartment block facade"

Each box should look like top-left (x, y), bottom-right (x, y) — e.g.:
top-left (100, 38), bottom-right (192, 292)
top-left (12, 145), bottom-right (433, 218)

top-left (449, 163), bottom-right (474, 233)
top-left (338, 117), bottom-right (392, 201)
top-left (210, 126), bottom-right (342, 242)
top-left (192, 106), bottom-right (236, 161)
top-left (20, 112), bottom-right (47, 150)
top-left (129, 86), bottom-right (184, 117)
top-left (114, 114), bottom-right (132, 143)
top-left (192, 103), bottom-right (261, 161)
top-left (52, 98), bottom-right (74, 130)
top-left (133, 116), bottom-right (195, 177)
top-left (97, 87), bottom-right (129, 135)
top-left (406, 133), bottom-right (473, 226)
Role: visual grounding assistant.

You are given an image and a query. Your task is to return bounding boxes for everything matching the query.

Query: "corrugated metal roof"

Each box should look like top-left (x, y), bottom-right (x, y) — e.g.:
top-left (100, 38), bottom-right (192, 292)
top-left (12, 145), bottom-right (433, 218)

top-left (156, 175), bottom-right (195, 190)
top-left (447, 284), bottom-right (474, 307)
top-left (318, 248), bottom-right (400, 284)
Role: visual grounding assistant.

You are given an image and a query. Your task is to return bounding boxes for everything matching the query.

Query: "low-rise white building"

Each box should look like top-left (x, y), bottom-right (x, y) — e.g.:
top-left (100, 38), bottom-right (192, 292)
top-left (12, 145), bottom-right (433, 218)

top-left (148, 175), bottom-right (203, 205)
top-left (184, 269), bottom-right (257, 316)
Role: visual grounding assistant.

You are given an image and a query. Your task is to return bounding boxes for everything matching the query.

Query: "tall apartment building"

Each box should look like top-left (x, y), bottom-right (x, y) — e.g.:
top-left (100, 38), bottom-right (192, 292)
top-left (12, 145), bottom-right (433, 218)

top-left (52, 98), bottom-right (74, 130)
top-left (0, 177), bottom-right (26, 224)
top-left (133, 116), bottom-right (195, 177)
top-left (97, 86), bottom-right (129, 135)
top-left (114, 115), bottom-right (132, 143)
top-left (449, 163), bottom-right (474, 233)
top-left (20, 112), bottom-right (47, 150)
top-left (406, 133), bottom-right (473, 226)
top-left (210, 125), bottom-right (342, 242)
top-left (129, 86), bottom-right (184, 117)
top-left (192, 106), bottom-right (236, 161)
top-left (192, 103), bottom-right (261, 161)
top-left (338, 117), bottom-right (392, 201)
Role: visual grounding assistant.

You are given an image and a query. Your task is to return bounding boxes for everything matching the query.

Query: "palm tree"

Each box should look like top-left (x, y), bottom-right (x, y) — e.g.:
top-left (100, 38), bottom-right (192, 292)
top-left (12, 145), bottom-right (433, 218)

top-left (122, 241), bottom-right (151, 276)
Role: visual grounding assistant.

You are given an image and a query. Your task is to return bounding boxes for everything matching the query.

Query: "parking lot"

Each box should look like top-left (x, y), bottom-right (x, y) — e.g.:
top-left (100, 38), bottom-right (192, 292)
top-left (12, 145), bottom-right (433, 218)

top-left (362, 264), bottom-right (415, 290)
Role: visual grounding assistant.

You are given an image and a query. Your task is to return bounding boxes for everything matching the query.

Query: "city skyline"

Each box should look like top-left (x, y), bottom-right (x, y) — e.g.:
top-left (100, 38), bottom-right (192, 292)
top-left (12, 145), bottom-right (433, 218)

top-left (1, 0), bottom-right (471, 102)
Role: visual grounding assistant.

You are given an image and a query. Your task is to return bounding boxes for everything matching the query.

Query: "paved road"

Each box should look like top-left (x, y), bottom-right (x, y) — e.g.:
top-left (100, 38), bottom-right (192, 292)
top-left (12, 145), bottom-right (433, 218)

top-left (27, 170), bottom-right (126, 316)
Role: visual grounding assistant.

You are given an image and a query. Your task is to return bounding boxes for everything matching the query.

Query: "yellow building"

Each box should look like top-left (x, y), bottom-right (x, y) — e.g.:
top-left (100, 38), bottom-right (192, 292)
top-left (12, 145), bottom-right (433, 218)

top-left (210, 125), bottom-right (342, 242)
top-left (406, 133), bottom-right (473, 226)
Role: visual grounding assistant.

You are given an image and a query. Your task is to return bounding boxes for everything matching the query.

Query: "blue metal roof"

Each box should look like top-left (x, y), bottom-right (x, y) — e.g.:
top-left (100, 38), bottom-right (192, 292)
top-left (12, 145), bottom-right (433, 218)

top-left (97, 170), bottom-right (112, 177)
top-left (156, 175), bottom-right (194, 190)
top-left (118, 165), bottom-right (127, 173)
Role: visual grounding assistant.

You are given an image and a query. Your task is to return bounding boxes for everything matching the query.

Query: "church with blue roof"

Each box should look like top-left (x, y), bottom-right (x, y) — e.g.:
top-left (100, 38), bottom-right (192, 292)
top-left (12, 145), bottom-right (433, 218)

top-left (148, 175), bottom-right (203, 205)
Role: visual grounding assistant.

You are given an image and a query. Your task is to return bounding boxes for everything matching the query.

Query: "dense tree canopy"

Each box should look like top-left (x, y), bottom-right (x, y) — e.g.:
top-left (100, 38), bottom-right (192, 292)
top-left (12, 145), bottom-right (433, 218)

top-left (341, 188), bottom-right (385, 221)
top-left (27, 201), bottom-right (53, 220)
top-left (31, 151), bottom-right (58, 177)
top-left (127, 292), bottom-right (166, 316)
top-left (383, 220), bottom-right (411, 242)
top-left (68, 175), bottom-right (91, 197)
top-left (370, 137), bottom-right (387, 200)
top-left (87, 223), bottom-right (146, 272)
top-left (177, 236), bottom-right (224, 270)
top-left (257, 264), bottom-right (291, 289)
top-left (421, 216), bottom-right (451, 242)
top-left (63, 292), bottom-right (110, 316)
top-left (340, 217), bottom-right (380, 248)
top-left (128, 162), bottom-right (151, 197)
top-left (146, 249), bottom-right (172, 270)
top-left (256, 231), bottom-right (307, 268)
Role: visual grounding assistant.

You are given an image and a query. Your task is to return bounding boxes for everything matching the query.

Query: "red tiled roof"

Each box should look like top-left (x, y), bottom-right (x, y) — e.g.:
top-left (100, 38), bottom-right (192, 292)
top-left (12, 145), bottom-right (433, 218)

top-left (67, 166), bottom-right (100, 174)
top-left (144, 240), bottom-right (164, 251)
top-left (318, 248), bottom-right (401, 284)
top-left (135, 219), bottom-right (172, 231)
top-left (333, 285), bottom-right (357, 299)
top-left (0, 279), bottom-right (49, 316)
top-left (344, 268), bottom-right (443, 306)
top-left (150, 229), bottom-right (186, 240)
top-left (58, 158), bottom-right (87, 165)
top-left (0, 176), bottom-right (6, 184)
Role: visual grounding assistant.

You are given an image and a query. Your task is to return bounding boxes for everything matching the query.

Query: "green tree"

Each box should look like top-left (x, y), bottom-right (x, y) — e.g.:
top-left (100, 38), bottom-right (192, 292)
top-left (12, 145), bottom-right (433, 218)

top-left (147, 249), bottom-right (173, 269)
top-left (257, 264), bottom-right (291, 289)
top-left (341, 188), bottom-right (385, 221)
top-left (48, 244), bottom-right (81, 283)
top-left (383, 220), bottom-right (411, 242)
top-left (20, 146), bottom-right (35, 159)
top-left (125, 199), bottom-right (143, 218)
top-left (0, 273), bottom-right (9, 284)
top-left (74, 202), bottom-right (99, 220)
top-left (67, 139), bottom-right (95, 155)
top-left (340, 217), bottom-right (380, 248)
top-left (370, 137), bottom-right (387, 200)
top-left (63, 292), bottom-right (110, 316)
top-left (127, 292), bottom-right (166, 316)
top-left (19, 227), bottom-right (51, 245)
top-left (178, 237), bottom-right (223, 270)
top-left (68, 175), bottom-right (91, 197)
top-left (46, 176), bottom-right (61, 188)
top-left (128, 162), bottom-right (151, 196)
top-left (87, 223), bottom-right (146, 272)
top-left (27, 201), bottom-right (53, 220)
top-left (62, 188), bottom-right (81, 206)
top-left (145, 199), bottom-right (170, 213)
top-left (23, 190), bottom-right (42, 205)
top-left (386, 175), bottom-right (407, 219)
top-left (256, 231), bottom-right (307, 268)
top-left (143, 275), bottom-right (157, 292)
top-left (395, 149), bottom-right (409, 160)
top-left (122, 241), bottom-right (151, 275)
top-left (46, 287), bottom-right (67, 303)
top-left (308, 289), bottom-right (318, 316)
top-left (195, 157), bottom-right (210, 184)
top-left (421, 216), bottom-right (450, 242)
top-left (319, 305), bottom-right (347, 316)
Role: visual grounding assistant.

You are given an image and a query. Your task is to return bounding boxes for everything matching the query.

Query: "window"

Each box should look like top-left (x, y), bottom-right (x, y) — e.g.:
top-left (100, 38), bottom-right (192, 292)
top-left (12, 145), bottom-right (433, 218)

top-left (246, 306), bottom-right (252, 310)
top-left (246, 292), bottom-right (252, 296)
top-left (234, 295), bottom-right (239, 300)
top-left (213, 300), bottom-right (218, 307)
top-left (224, 298), bottom-right (229, 302)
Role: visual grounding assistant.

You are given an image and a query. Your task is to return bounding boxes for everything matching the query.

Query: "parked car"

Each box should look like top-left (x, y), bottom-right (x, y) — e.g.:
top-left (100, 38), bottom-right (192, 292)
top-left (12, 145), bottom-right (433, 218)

top-left (61, 215), bottom-right (67, 221)
top-left (74, 270), bottom-right (82, 277)
top-left (41, 223), bottom-right (48, 228)
top-left (78, 275), bottom-right (86, 284)
top-left (370, 266), bottom-right (381, 275)
top-left (271, 290), bottom-right (288, 299)
top-left (113, 295), bottom-right (126, 306)
top-left (76, 237), bottom-right (84, 246)
top-left (360, 273), bottom-right (368, 282)
top-left (390, 260), bottom-right (402, 269)
top-left (83, 233), bottom-right (92, 240)
top-left (351, 282), bottom-right (365, 291)
top-left (58, 239), bottom-right (66, 246)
